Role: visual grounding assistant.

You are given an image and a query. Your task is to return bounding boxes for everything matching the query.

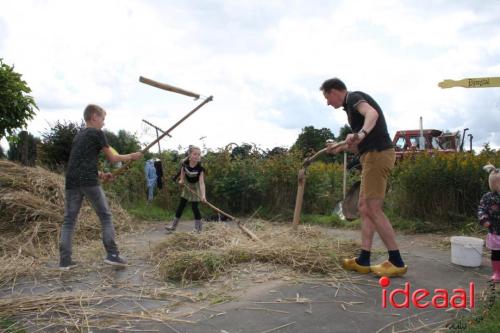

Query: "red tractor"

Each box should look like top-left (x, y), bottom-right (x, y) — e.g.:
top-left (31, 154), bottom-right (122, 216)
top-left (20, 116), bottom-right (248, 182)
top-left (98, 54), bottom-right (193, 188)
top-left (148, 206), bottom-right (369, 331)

top-left (392, 128), bottom-right (469, 161)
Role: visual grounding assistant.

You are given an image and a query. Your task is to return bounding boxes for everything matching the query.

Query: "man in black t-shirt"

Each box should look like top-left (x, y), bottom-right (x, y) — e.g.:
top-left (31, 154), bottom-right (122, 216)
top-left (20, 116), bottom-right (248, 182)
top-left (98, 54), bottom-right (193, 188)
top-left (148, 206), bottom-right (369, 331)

top-left (59, 104), bottom-right (143, 270)
top-left (320, 78), bottom-right (407, 278)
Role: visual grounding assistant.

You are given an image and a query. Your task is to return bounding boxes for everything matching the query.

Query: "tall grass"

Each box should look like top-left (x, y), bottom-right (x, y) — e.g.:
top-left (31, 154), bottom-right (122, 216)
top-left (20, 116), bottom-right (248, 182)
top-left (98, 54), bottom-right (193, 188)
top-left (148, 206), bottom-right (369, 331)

top-left (105, 149), bottom-right (355, 219)
top-left (389, 150), bottom-right (500, 227)
top-left (104, 147), bottom-right (500, 230)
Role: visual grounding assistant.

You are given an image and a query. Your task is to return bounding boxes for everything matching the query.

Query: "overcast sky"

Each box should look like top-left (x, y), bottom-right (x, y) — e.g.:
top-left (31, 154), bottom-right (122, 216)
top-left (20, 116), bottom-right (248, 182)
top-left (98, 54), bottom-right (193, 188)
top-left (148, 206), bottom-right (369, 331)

top-left (1, 0), bottom-right (499, 153)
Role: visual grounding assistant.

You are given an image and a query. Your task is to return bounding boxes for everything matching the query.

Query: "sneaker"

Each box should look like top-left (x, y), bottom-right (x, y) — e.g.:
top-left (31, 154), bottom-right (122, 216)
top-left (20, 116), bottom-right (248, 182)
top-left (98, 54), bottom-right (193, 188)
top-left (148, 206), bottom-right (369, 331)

top-left (104, 254), bottom-right (128, 267)
top-left (165, 225), bottom-right (176, 233)
top-left (59, 260), bottom-right (78, 271)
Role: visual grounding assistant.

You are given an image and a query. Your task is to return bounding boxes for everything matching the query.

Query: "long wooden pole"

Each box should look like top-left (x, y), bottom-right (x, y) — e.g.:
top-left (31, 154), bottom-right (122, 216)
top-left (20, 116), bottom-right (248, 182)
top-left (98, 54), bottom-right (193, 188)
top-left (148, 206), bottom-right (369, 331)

top-left (182, 184), bottom-right (261, 242)
top-left (292, 140), bottom-right (346, 229)
top-left (139, 76), bottom-right (201, 99)
top-left (292, 168), bottom-right (307, 228)
top-left (112, 96), bottom-right (213, 177)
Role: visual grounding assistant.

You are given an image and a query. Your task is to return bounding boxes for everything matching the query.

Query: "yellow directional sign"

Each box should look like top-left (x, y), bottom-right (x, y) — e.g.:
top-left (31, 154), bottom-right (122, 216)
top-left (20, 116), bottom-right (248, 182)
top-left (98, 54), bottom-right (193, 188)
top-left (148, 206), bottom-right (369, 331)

top-left (438, 77), bottom-right (500, 89)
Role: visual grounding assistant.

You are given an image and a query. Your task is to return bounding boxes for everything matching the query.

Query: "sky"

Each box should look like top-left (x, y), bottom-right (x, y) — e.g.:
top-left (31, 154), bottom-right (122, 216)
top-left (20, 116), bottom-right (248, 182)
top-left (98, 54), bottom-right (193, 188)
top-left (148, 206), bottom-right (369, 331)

top-left (1, 0), bottom-right (499, 153)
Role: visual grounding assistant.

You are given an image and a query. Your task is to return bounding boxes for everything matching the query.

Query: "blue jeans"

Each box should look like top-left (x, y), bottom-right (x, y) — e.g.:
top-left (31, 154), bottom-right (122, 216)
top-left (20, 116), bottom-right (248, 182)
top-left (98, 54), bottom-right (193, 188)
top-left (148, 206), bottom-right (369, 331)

top-left (59, 186), bottom-right (118, 263)
top-left (147, 185), bottom-right (155, 202)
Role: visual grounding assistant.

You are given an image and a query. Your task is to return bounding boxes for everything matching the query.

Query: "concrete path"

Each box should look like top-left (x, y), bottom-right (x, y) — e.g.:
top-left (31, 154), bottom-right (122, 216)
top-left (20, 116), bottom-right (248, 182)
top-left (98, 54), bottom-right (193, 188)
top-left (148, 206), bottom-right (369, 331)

top-left (1, 221), bottom-right (492, 333)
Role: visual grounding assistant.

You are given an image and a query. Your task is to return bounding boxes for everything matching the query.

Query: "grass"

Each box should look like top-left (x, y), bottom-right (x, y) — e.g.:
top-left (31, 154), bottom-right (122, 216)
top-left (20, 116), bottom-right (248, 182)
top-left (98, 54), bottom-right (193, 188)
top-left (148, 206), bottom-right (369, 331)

top-left (448, 290), bottom-right (500, 333)
top-left (301, 213), bottom-right (354, 228)
top-left (127, 200), bottom-right (215, 222)
top-left (0, 318), bottom-right (25, 333)
top-left (127, 201), bottom-right (177, 221)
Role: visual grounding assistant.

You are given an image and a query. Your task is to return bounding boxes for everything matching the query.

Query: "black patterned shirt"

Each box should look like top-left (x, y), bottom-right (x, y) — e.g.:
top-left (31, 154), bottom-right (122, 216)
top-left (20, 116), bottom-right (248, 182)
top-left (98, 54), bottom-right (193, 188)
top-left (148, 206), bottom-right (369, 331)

top-left (342, 91), bottom-right (393, 155)
top-left (65, 128), bottom-right (109, 189)
top-left (478, 192), bottom-right (500, 235)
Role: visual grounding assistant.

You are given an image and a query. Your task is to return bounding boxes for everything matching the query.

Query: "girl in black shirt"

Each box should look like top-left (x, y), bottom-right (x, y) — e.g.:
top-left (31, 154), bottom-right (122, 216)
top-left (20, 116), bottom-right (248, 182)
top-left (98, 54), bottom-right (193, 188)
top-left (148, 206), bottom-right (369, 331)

top-left (166, 146), bottom-right (206, 232)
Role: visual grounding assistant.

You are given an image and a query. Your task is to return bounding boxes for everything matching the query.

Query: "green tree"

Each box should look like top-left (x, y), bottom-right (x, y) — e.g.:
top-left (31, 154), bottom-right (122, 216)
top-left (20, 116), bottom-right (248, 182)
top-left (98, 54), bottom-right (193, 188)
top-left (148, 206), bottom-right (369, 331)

top-left (7, 130), bottom-right (39, 166)
top-left (292, 126), bottom-right (335, 158)
top-left (0, 59), bottom-right (38, 139)
top-left (266, 146), bottom-right (288, 158)
top-left (337, 124), bottom-right (352, 141)
top-left (104, 129), bottom-right (141, 154)
top-left (39, 120), bottom-right (84, 170)
top-left (231, 143), bottom-right (254, 159)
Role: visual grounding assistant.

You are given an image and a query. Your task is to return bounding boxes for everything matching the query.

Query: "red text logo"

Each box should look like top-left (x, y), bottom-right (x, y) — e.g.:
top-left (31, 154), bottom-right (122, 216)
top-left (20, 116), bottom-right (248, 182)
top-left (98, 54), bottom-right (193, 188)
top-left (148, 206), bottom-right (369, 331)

top-left (379, 277), bottom-right (475, 309)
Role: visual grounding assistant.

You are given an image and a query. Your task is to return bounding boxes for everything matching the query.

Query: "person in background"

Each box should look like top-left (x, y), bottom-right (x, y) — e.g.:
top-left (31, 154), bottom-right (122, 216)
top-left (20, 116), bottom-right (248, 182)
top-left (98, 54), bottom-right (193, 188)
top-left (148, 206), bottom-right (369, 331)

top-left (165, 145), bottom-right (206, 233)
top-left (154, 158), bottom-right (164, 190)
top-left (145, 159), bottom-right (157, 203)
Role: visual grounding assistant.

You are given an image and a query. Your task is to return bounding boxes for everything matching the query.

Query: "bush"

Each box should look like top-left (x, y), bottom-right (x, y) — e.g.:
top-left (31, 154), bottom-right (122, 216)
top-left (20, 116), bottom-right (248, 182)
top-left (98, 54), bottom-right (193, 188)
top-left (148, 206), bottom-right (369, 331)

top-left (389, 151), bottom-right (500, 227)
top-left (104, 147), bottom-right (355, 221)
top-left (39, 120), bottom-right (84, 171)
top-left (7, 131), bottom-right (39, 166)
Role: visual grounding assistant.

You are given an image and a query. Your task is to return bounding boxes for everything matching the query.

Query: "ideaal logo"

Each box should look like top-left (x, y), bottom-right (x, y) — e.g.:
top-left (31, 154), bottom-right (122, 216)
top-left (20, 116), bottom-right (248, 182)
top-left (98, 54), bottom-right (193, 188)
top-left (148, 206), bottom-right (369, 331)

top-left (379, 277), bottom-right (475, 309)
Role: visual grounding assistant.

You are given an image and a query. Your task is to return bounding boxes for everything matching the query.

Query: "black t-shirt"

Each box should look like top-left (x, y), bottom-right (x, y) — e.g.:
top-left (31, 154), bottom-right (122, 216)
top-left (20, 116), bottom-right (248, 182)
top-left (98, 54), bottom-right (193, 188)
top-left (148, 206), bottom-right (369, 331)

top-left (182, 160), bottom-right (204, 183)
top-left (343, 91), bottom-right (393, 155)
top-left (65, 128), bottom-right (109, 189)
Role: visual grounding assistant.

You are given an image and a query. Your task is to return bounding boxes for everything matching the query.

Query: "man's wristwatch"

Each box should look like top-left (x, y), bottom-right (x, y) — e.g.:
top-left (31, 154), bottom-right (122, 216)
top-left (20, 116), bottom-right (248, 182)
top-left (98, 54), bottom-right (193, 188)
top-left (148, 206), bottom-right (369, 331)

top-left (359, 129), bottom-right (368, 137)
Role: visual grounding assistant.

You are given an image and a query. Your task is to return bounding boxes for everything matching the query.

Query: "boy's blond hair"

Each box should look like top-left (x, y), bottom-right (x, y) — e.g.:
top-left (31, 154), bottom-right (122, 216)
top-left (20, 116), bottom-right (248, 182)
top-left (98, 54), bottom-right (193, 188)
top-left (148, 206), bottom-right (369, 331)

top-left (84, 104), bottom-right (106, 122)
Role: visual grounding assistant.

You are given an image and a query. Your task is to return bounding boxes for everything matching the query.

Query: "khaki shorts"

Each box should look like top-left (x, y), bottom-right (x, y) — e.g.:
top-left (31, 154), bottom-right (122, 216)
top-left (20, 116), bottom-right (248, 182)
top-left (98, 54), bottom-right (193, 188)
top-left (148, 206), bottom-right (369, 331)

top-left (359, 149), bottom-right (395, 200)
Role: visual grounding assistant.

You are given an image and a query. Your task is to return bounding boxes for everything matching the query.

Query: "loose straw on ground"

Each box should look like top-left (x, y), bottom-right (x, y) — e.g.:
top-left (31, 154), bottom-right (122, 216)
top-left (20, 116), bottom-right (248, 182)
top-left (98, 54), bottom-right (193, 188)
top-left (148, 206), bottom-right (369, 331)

top-left (182, 183), bottom-right (261, 242)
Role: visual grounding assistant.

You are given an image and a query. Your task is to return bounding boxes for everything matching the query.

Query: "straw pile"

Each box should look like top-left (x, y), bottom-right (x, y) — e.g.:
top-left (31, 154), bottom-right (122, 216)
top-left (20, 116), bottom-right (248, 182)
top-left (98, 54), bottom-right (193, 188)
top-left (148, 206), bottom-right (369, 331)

top-left (0, 290), bottom-right (194, 332)
top-left (153, 222), bottom-right (358, 282)
top-left (0, 160), bottom-right (133, 256)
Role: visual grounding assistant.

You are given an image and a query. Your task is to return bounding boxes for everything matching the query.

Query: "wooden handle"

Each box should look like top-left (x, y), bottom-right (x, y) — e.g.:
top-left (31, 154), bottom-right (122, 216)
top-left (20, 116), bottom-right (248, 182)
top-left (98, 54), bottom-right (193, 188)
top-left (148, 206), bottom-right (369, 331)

top-left (139, 76), bottom-right (201, 99)
top-left (293, 139), bottom-right (348, 229)
top-left (438, 77), bottom-right (500, 89)
top-left (181, 184), bottom-right (261, 242)
top-left (292, 168), bottom-right (307, 229)
top-left (302, 140), bottom-right (347, 167)
top-left (112, 95), bottom-right (213, 177)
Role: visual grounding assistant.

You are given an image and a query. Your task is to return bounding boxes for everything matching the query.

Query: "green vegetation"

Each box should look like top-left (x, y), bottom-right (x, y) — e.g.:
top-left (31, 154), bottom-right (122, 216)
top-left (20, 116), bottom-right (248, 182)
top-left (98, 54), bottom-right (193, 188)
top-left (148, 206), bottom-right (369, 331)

top-left (0, 58), bottom-right (37, 140)
top-left (390, 150), bottom-right (500, 228)
top-left (100, 142), bottom-right (500, 233)
top-left (0, 318), bottom-right (25, 333)
top-left (449, 289), bottom-right (500, 333)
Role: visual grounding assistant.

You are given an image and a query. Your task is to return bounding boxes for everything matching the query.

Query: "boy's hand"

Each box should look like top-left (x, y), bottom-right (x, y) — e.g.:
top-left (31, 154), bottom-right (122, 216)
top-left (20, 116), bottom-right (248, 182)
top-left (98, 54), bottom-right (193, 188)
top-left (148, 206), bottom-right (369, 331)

top-left (100, 172), bottom-right (116, 182)
top-left (130, 152), bottom-right (143, 161)
top-left (483, 221), bottom-right (491, 228)
top-left (201, 196), bottom-right (207, 203)
top-left (178, 179), bottom-right (184, 185)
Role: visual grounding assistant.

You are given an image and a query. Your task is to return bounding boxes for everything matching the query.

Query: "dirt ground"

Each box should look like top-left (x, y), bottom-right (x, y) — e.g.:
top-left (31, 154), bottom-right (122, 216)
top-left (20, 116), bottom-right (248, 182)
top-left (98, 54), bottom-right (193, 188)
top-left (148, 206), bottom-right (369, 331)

top-left (0, 220), bottom-right (493, 333)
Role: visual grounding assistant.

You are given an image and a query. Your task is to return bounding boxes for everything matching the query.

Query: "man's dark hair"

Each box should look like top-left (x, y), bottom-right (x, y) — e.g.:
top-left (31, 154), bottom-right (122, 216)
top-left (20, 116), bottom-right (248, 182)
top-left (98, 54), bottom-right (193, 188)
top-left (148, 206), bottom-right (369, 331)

top-left (320, 78), bottom-right (347, 92)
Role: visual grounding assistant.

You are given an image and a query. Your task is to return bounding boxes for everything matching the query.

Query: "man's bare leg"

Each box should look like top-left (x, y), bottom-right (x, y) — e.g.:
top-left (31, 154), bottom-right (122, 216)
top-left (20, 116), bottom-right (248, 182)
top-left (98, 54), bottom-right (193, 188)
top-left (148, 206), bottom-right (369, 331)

top-left (360, 198), bottom-right (398, 250)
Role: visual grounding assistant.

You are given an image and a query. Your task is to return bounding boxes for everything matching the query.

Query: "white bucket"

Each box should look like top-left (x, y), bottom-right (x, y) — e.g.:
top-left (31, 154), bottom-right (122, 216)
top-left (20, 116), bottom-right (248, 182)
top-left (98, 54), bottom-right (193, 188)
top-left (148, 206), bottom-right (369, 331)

top-left (450, 236), bottom-right (484, 267)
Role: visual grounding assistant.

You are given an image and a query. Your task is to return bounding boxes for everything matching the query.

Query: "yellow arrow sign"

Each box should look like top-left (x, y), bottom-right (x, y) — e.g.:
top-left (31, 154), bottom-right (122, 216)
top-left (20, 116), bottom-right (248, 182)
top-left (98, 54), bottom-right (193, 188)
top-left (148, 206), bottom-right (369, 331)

top-left (438, 77), bottom-right (500, 89)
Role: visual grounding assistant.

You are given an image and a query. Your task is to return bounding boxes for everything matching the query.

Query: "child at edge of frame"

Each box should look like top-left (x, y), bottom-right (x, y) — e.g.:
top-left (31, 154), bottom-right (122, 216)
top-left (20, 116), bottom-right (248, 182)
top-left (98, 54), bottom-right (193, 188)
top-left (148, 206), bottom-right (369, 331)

top-left (478, 163), bottom-right (500, 282)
